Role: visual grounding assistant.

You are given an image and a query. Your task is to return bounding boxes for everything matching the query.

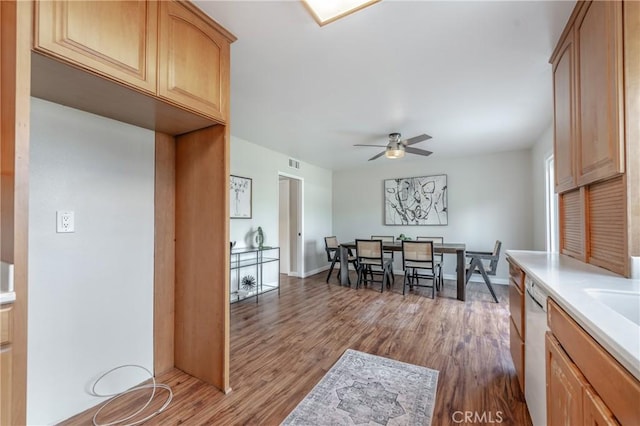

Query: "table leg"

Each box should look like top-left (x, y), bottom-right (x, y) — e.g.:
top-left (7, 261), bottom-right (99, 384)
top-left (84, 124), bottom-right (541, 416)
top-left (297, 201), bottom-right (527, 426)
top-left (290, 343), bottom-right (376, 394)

top-left (339, 246), bottom-right (349, 286)
top-left (457, 249), bottom-right (466, 301)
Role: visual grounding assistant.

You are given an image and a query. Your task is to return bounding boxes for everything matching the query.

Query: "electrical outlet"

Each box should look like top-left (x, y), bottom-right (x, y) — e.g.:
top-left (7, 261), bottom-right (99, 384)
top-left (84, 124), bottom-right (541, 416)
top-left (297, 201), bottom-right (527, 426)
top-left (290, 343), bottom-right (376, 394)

top-left (56, 211), bottom-right (75, 233)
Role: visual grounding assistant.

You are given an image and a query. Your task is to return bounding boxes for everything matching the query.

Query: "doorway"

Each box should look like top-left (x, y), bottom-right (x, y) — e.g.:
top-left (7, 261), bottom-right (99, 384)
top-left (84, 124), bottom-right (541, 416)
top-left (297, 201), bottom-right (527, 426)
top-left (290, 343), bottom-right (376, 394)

top-left (278, 174), bottom-right (303, 276)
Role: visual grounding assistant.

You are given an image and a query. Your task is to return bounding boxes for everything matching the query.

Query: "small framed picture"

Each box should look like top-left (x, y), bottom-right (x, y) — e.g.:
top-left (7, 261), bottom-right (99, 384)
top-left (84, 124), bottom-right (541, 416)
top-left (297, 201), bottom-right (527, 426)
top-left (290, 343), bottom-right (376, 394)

top-left (230, 175), bottom-right (252, 219)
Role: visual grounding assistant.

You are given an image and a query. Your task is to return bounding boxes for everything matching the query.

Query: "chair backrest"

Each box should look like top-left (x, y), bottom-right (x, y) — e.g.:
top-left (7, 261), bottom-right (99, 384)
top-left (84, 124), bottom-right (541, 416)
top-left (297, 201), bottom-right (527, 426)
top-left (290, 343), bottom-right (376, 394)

top-left (371, 235), bottom-right (394, 242)
top-left (324, 236), bottom-right (339, 261)
top-left (356, 239), bottom-right (383, 266)
top-left (488, 240), bottom-right (502, 275)
top-left (416, 236), bottom-right (443, 244)
top-left (402, 240), bottom-right (434, 269)
top-left (416, 237), bottom-right (443, 260)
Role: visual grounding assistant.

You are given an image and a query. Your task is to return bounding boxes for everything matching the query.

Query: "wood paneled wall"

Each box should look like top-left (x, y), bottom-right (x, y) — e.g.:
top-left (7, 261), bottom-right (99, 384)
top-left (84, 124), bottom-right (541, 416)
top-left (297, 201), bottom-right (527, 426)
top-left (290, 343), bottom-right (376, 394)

top-left (0, 1), bottom-right (31, 424)
top-left (174, 125), bottom-right (230, 392)
top-left (154, 132), bottom-right (176, 375)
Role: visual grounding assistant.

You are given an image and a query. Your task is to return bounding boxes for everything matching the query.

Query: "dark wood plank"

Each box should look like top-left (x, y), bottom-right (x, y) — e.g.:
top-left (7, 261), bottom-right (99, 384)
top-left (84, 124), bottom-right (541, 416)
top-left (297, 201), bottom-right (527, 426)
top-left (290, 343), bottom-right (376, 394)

top-left (59, 273), bottom-right (530, 426)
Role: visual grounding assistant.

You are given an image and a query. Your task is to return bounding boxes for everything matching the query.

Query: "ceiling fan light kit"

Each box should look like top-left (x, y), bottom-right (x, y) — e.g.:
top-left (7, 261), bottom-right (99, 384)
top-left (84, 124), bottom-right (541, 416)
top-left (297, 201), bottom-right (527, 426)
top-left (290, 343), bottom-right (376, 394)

top-left (385, 146), bottom-right (405, 159)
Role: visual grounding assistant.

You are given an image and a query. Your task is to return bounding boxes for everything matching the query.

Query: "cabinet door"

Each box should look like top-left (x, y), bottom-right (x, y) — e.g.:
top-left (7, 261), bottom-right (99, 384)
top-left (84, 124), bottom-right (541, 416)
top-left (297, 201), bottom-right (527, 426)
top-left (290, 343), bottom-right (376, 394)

top-left (508, 280), bottom-right (524, 338)
top-left (509, 318), bottom-right (524, 394)
top-left (34, 1), bottom-right (157, 93)
top-left (158, 1), bottom-right (230, 122)
top-left (576, 1), bottom-right (624, 185)
top-left (583, 386), bottom-right (619, 426)
top-left (546, 333), bottom-right (587, 426)
top-left (0, 347), bottom-right (11, 426)
top-left (552, 30), bottom-right (576, 193)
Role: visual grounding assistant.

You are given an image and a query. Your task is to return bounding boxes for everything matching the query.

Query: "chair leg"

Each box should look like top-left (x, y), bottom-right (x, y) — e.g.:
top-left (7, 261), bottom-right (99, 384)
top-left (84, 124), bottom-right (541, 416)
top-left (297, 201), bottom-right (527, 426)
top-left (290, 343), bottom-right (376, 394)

top-left (435, 264), bottom-right (442, 291)
top-left (326, 258), bottom-right (337, 283)
top-left (465, 262), bottom-right (475, 284)
top-left (477, 262), bottom-right (499, 303)
top-left (403, 268), bottom-right (410, 295)
top-left (432, 273), bottom-right (436, 299)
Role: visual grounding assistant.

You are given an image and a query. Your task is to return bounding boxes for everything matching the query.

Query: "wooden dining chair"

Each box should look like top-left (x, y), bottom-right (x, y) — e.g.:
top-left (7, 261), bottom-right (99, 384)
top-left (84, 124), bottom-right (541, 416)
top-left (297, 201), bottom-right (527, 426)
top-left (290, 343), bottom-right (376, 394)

top-left (371, 235), bottom-right (395, 283)
top-left (401, 240), bottom-right (437, 298)
top-left (324, 236), bottom-right (357, 285)
top-left (465, 240), bottom-right (501, 303)
top-left (416, 236), bottom-right (444, 290)
top-left (355, 239), bottom-right (393, 293)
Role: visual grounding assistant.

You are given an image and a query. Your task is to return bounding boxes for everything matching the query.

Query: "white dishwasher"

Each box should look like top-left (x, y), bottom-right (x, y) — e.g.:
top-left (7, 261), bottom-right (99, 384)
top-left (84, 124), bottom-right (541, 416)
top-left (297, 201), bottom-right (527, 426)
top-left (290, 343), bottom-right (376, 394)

top-left (524, 276), bottom-right (550, 426)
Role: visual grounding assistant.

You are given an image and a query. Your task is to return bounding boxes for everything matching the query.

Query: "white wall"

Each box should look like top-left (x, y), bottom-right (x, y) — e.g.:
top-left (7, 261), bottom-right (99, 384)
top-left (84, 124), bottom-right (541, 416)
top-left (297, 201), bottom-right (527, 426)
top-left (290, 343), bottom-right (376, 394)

top-left (531, 124), bottom-right (554, 251)
top-left (332, 149), bottom-right (535, 282)
top-left (230, 136), bottom-right (333, 276)
top-left (28, 98), bottom-right (154, 424)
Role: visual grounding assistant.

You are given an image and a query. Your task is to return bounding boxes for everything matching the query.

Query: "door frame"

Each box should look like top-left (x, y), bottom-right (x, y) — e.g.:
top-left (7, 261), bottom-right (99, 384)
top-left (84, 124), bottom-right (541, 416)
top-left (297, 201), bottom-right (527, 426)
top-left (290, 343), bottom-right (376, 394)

top-left (277, 172), bottom-right (304, 277)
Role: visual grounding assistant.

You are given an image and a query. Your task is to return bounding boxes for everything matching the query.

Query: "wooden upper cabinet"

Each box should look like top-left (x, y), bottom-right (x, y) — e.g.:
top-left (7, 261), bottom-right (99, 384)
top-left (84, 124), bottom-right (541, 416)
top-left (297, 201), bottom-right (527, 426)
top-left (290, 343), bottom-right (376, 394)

top-left (552, 30), bottom-right (576, 193)
top-left (575, 1), bottom-right (624, 186)
top-left (34, 1), bottom-right (158, 93)
top-left (158, 1), bottom-right (231, 122)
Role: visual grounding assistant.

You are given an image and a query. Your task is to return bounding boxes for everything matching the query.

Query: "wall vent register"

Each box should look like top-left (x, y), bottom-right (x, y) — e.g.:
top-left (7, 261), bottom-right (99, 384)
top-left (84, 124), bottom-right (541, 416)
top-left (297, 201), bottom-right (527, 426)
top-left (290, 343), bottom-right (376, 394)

top-left (288, 158), bottom-right (300, 170)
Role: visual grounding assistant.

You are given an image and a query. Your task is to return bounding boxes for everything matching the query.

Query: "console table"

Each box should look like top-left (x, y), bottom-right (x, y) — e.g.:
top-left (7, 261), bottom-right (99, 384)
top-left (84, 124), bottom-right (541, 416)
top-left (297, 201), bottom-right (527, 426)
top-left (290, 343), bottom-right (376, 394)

top-left (230, 247), bottom-right (280, 303)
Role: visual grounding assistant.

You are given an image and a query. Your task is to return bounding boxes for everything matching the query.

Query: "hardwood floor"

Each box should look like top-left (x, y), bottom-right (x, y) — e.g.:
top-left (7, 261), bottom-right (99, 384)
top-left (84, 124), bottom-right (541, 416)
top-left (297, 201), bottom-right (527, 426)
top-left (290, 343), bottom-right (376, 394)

top-left (60, 273), bottom-right (531, 425)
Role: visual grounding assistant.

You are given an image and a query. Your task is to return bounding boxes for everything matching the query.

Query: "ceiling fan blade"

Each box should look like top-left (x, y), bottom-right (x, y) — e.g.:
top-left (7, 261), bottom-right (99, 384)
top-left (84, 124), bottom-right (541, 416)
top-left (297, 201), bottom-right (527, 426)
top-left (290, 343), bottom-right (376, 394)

top-left (354, 144), bottom-right (388, 147)
top-left (405, 147), bottom-right (433, 157)
top-left (404, 134), bottom-right (432, 146)
top-left (368, 151), bottom-right (386, 161)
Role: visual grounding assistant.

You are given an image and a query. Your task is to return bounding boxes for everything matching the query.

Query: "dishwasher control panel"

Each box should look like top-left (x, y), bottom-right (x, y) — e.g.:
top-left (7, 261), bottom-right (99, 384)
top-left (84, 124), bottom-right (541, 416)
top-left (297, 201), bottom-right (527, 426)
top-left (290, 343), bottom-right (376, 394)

top-left (525, 276), bottom-right (548, 312)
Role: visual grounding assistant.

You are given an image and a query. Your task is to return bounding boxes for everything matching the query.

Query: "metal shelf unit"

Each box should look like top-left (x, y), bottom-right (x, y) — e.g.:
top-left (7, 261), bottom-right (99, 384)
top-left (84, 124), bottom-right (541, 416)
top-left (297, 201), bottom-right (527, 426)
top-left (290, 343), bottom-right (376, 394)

top-left (230, 246), bottom-right (280, 303)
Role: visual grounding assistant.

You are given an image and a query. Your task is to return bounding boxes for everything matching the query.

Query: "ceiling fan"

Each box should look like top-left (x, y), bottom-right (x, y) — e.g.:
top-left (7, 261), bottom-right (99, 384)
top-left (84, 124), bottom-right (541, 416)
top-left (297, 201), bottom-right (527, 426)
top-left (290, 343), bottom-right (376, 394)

top-left (354, 133), bottom-right (433, 161)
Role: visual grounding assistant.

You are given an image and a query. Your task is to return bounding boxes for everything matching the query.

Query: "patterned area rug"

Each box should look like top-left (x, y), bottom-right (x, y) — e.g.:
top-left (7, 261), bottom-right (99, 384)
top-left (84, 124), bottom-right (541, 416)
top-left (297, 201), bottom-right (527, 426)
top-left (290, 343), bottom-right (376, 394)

top-left (282, 349), bottom-right (439, 426)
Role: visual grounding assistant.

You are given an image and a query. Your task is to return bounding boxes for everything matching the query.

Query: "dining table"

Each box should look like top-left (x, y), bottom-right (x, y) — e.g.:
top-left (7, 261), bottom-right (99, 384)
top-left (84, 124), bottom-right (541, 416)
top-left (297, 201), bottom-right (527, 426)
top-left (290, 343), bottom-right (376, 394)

top-left (339, 241), bottom-right (468, 301)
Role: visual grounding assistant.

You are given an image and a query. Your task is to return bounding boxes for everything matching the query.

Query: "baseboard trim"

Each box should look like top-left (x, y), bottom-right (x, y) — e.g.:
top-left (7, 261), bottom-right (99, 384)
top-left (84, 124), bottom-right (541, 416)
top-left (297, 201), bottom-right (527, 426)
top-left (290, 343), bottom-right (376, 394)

top-left (301, 265), bottom-right (330, 278)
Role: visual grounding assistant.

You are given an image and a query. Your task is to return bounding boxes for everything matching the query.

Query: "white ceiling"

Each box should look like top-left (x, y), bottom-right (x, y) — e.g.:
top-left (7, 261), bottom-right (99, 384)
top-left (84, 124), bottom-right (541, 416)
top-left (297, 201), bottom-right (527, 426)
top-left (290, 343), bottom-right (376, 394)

top-left (194, 0), bottom-right (575, 171)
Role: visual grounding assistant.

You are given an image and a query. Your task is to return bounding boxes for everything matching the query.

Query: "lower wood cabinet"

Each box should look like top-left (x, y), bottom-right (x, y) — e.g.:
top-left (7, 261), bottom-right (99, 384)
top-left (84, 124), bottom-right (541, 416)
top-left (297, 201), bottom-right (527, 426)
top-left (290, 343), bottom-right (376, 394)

top-left (584, 386), bottom-right (619, 426)
top-left (0, 304), bottom-right (12, 426)
top-left (509, 318), bottom-right (524, 394)
top-left (508, 279), bottom-right (524, 337)
top-left (546, 332), bottom-right (587, 425)
top-left (507, 257), bottom-right (525, 393)
top-left (547, 299), bottom-right (639, 425)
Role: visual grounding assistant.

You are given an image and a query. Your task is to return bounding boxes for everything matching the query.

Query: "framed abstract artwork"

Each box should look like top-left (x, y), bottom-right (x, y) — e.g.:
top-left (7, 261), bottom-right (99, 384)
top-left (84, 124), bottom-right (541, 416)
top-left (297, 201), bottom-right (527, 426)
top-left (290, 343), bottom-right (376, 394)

top-left (230, 175), bottom-right (252, 219)
top-left (384, 175), bottom-right (448, 225)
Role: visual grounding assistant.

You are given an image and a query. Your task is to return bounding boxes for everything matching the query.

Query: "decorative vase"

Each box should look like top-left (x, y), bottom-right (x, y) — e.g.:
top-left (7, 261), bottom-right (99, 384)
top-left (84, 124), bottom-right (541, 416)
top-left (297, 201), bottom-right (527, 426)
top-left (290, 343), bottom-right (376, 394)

top-left (255, 226), bottom-right (264, 249)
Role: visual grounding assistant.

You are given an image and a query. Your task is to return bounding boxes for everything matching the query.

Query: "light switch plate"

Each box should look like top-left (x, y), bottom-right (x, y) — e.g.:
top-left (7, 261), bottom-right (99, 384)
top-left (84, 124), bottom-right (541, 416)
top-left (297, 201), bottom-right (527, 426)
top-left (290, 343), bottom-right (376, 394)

top-left (56, 210), bottom-right (75, 233)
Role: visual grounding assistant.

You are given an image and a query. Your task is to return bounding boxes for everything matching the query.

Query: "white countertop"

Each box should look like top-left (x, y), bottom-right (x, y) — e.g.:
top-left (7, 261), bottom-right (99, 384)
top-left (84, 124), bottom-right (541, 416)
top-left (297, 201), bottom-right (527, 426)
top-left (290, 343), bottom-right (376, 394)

top-left (0, 292), bottom-right (16, 304)
top-left (506, 250), bottom-right (640, 381)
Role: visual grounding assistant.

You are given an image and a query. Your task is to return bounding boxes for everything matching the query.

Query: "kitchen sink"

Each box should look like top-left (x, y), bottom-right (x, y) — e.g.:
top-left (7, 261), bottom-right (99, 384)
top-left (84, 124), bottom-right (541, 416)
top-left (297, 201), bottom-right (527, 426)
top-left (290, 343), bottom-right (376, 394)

top-left (585, 289), bottom-right (640, 326)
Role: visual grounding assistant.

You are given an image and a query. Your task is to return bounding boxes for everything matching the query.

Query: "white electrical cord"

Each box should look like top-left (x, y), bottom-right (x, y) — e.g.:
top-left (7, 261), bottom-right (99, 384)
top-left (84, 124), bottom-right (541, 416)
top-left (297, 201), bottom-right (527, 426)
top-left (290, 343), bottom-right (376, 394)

top-left (90, 364), bottom-right (173, 426)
